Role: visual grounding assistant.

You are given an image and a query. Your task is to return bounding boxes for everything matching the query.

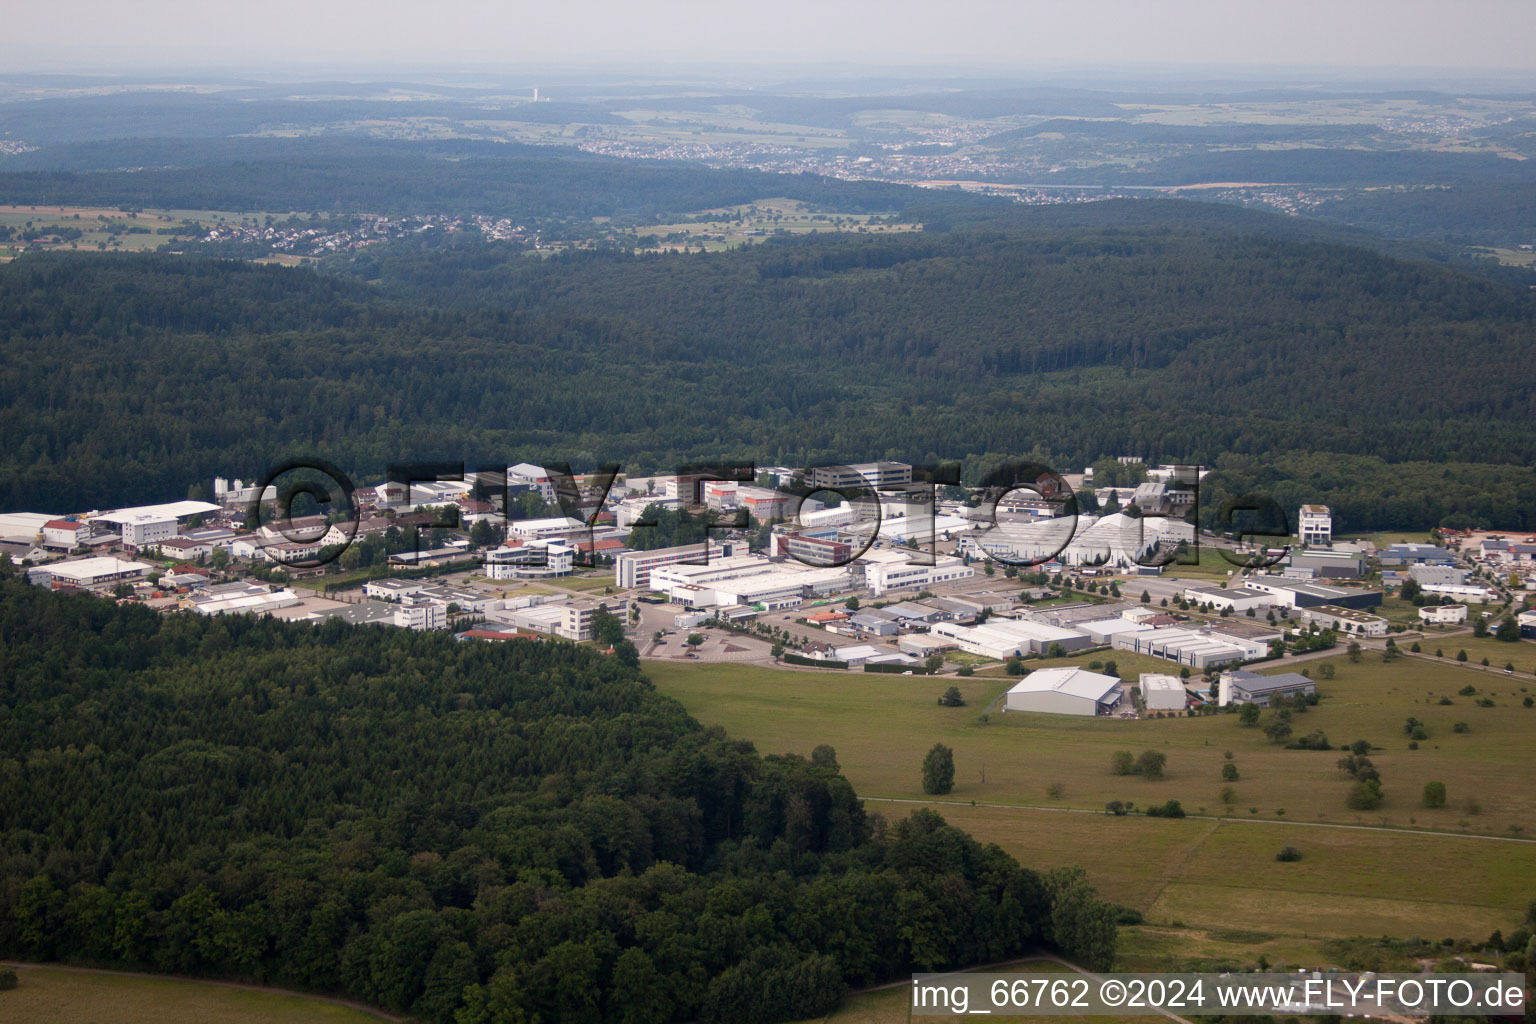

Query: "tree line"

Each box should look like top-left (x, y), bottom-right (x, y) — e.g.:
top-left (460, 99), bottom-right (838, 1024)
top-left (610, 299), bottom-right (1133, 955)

top-left (0, 576), bottom-right (1119, 1022)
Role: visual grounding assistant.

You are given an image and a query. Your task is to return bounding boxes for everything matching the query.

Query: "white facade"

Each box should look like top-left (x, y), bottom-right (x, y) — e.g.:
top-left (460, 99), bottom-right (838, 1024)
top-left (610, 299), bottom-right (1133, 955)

top-left (1298, 505), bottom-right (1332, 546)
top-left (507, 463), bottom-right (556, 504)
top-left (508, 516), bottom-right (585, 540)
top-left (930, 619), bottom-right (1091, 659)
top-left (120, 515), bottom-right (178, 549)
top-left (1419, 604), bottom-right (1468, 625)
top-left (1419, 582), bottom-right (1497, 603)
top-left (860, 551), bottom-right (974, 596)
top-left (1182, 586), bottom-right (1274, 614)
top-left (484, 540), bottom-right (576, 580)
top-left (1140, 673), bottom-right (1187, 711)
top-left (614, 541), bottom-right (734, 589)
top-left (1300, 605), bottom-right (1389, 637)
top-left (42, 520), bottom-right (86, 550)
top-left (38, 556), bottom-right (151, 587)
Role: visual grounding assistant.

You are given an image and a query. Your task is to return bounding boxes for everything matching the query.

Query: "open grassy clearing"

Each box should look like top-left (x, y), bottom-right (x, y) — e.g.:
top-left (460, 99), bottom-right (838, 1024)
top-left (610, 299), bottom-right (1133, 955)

top-left (631, 197), bottom-right (920, 252)
top-left (645, 653), bottom-right (1536, 835)
top-left (0, 964), bottom-right (387, 1024)
top-left (875, 802), bottom-right (1533, 942)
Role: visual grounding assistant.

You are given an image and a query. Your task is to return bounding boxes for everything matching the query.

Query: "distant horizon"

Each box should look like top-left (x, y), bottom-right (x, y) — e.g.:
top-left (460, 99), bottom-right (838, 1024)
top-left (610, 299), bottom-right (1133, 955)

top-left (4, 61), bottom-right (1536, 96)
top-left (4, 0), bottom-right (1536, 80)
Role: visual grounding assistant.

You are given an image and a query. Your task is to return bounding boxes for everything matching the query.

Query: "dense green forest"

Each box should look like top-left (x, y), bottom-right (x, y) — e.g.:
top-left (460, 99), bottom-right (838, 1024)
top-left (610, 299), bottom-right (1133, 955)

top-left (0, 577), bottom-right (1114, 1022)
top-left (2, 200), bottom-right (1534, 532)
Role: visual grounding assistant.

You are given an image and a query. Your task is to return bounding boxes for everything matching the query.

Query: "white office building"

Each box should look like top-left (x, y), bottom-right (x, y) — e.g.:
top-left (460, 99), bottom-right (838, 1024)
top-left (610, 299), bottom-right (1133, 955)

top-left (1298, 505), bottom-right (1332, 546)
top-left (484, 540), bottom-right (576, 580)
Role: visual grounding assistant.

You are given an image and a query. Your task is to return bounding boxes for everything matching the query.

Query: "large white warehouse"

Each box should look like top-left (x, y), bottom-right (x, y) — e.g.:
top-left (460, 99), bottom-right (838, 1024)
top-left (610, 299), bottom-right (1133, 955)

top-left (1004, 668), bottom-right (1123, 717)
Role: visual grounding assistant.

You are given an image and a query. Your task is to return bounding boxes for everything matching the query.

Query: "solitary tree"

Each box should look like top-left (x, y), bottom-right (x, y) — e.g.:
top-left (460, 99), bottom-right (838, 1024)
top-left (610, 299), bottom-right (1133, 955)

top-left (1221, 762), bottom-right (1240, 782)
top-left (921, 743), bottom-right (955, 795)
top-left (1347, 778), bottom-right (1385, 810)
top-left (938, 686), bottom-right (965, 707)
top-left (1238, 703), bottom-right (1262, 726)
top-left (1136, 750), bottom-right (1168, 780)
top-left (1422, 781), bottom-right (1448, 808)
top-left (1110, 750), bottom-right (1136, 775)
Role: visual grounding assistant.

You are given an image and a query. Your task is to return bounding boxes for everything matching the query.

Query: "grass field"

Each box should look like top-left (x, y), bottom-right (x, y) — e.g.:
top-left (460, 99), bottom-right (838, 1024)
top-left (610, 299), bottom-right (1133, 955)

top-left (646, 654), bottom-right (1536, 831)
top-left (630, 198), bottom-right (920, 252)
top-left (647, 649), bottom-right (1536, 945)
top-left (0, 965), bottom-right (388, 1024)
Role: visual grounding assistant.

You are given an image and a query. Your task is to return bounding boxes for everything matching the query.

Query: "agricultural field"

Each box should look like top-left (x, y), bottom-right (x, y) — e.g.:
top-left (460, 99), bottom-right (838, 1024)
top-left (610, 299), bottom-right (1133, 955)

top-left (648, 648), bottom-right (1536, 983)
top-left (0, 964), bottom-right (388, 1024)
top-left (1408, 633), bottom-right (1536, 673)
top-left (629, 198), bottom-right (920, 252)
top-left (0, 205), bottom-right (271, 260)
top-left (647, 651), bottom-right (1536, 833)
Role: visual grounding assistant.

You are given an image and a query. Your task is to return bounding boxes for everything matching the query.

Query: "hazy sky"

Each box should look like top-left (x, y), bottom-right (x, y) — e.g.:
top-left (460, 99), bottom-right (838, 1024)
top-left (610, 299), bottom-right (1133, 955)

top-left (5, 0), bottom-right (1536, 75)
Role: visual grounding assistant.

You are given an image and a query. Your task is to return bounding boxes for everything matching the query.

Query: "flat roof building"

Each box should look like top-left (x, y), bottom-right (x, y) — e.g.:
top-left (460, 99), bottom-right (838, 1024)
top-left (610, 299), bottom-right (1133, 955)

top-left (1220, 669), bottom-right (1316, 707)
top-left (1140, 673), bottom-right (1187, 712)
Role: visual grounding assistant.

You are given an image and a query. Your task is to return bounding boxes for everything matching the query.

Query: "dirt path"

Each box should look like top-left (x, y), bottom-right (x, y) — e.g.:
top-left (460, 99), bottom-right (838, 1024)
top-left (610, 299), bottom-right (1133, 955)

top-left (861, 796), bottom-right (1536, 845)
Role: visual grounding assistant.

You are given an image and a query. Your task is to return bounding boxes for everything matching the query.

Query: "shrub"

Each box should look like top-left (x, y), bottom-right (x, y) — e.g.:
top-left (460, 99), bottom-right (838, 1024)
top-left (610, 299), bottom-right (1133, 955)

top-left (1452, 721), bottom-right (1469, 733)
top-left (1135, 749), bottom-right (1168, 779)
top-left (1145, 800), bottom-right (1186, 818)
top-left (0, 967), bottom-right (15, 991)
top-left (1276, 846), bottom-right (1303, 862)
top-left (1110, 750), bottom-right (1135, 775)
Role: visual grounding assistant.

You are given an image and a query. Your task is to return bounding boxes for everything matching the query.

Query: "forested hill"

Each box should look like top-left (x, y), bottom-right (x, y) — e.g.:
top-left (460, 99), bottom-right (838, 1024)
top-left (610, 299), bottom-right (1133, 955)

top-left (0, 137), bottom-right (981, 222)
top-left (0, 576), bottom-right (1111, 1022)
top-left (3, 201), bottom-right (1534, 531)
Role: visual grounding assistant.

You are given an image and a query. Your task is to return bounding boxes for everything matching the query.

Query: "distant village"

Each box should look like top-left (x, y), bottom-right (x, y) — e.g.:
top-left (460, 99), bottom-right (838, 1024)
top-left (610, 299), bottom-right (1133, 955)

top-left (5, 459), bottom-right (1534, 721)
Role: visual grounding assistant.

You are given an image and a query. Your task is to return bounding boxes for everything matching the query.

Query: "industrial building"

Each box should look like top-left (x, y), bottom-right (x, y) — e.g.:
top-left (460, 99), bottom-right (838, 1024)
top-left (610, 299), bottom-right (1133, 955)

top-left (965, 511), bottom-right (1193, 569)
top-left (1300, 604), bottom-right (1389, 637)
top-left (929, 619), bottom-right (1093, 659)
top-left (1074, 617), bottom-right (1155, 645)
top-left (1286, 550), bottom-right (1365, 579)
top-left (1114, 626), bottom-right (1262, 671)
top-left (614, 541), bottom-right (736, 589)
top-left (807, 461), bottom-right (912, 491)
top-left (1004, 668), bottom-right (1123, 717)
top-left (1242, 578), bottom-right (1382, 610)
top-left (30, 556), bottom-right (152, 588)
top-left (187, 582), bottom-right (302, 617)
top-left (1139, 673), bottom-right (1188, 712)
top-left (1378, 543), bottom-right (1456, 567)
top-left (1182, 585), bottom-right (1274, 614)
top-left (485, 598), bottom-right (605, 641)
top-left (1408, 564), bottom-right (1468, 586)
top-left (89, 501), bottom-right (222, 550)
top-left (1219, 669), bottom-right (1316, 707)
top-left (856, 549), bottom-right (974, 596)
